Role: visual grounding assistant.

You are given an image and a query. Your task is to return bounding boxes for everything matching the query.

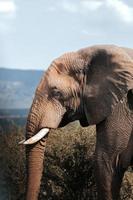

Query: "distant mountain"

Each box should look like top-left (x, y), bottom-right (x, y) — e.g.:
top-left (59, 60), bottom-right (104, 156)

top-left (0, 68), bottom-right (44, 109)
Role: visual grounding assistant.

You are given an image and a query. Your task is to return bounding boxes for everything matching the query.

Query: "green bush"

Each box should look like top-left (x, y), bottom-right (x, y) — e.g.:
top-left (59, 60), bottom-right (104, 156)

top-left (0, 124), bottom-right (26, 200)
top-left (0, 121), bottom-right (133, 200)
top-left (40, 123), bottom-right (97, 200)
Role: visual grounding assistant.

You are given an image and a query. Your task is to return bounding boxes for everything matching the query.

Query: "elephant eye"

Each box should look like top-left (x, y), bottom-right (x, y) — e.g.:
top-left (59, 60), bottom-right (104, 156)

top-left (51, 87), bottom-right (62, 99)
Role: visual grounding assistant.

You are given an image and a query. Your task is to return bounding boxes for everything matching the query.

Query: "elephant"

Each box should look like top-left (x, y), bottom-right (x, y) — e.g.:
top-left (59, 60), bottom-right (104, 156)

top-left (20, 44), bottom-right (133, 200)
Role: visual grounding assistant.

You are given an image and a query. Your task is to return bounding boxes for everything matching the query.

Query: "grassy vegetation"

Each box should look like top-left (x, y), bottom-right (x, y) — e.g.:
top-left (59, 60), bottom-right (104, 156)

top-left (0, 123), bottom-right (26, 200)
top-left (40, 123), bottom-right (97, 200)
top-left (0, 121), bottom-right (133, 199)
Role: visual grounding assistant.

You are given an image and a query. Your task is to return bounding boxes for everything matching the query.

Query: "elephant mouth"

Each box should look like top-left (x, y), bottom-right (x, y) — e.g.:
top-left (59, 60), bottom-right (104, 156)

top-left (58, 109), bottom-right (79, 127)
top-left (19, 112), bottom-right (66, 145)
top-left (19, 109), bottom-right (84, 145)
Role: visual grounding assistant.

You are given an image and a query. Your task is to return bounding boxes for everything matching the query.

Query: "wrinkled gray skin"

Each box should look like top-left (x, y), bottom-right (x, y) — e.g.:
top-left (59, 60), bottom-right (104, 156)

top-left (25, 45), bottom-right (133, 200)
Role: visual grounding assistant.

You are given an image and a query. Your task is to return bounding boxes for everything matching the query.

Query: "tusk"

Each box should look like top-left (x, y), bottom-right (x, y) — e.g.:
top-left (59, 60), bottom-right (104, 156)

top-left (18, 139), bottom-right (26, 145)
top-left (18, 128), bottom-right (49, 145)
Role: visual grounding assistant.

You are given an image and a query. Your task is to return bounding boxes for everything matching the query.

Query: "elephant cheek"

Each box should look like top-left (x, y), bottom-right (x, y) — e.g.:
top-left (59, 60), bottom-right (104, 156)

top-left (40, 103), bottom-right (66, 129)
top-left (26, 136), bottom-right (48, 200)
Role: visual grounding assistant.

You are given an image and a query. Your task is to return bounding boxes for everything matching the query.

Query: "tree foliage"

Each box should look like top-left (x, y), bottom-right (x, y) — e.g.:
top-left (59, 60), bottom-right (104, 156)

top-left (0, 121), bottom-right (133, 200)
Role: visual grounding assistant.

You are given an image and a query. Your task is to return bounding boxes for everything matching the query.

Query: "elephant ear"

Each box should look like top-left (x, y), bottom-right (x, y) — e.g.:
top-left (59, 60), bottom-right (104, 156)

top-left (83, 46), bottom-right (133, 125)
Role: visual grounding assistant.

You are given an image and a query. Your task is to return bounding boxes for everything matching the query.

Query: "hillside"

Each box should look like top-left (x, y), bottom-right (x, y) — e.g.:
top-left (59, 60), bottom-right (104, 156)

top-left (0, 68), bottom-right (43, 109)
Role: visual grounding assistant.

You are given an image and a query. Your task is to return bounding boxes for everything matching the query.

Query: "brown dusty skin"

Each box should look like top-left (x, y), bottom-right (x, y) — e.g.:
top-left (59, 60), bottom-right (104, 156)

top-left (25, 45), bottom-right (133, 200)
top-left (26, 138), bottom-right (47, 200)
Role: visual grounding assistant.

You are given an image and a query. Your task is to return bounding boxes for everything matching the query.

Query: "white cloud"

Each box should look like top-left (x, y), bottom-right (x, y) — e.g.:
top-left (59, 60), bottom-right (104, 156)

top-left (0, 0), bottom-right (16, 14)
top-left (62, 1), bottom-right (78, 13)
top-left (61, 0), bottom-right (102, 13)
top-left (0, 0), bottom-right (17, 34)
top-left (81, 0), bottom-right (103, 11)
top-left (106, 0), bottom-right (133, 23)
top-left (60, 0), bottom-right (133, 23)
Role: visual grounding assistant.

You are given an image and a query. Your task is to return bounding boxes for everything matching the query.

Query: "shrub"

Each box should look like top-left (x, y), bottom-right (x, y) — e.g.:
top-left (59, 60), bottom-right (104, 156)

top-left (0, 121), bottom-right (133, 200)
top-left (0, 124), bottom-right (26, 200)
top-left (40, 123), bottom-right (97, 200)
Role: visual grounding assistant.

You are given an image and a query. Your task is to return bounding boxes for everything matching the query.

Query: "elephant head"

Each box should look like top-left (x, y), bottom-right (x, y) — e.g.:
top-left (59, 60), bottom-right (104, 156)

top-left (21, 45), bottom-right (133, 200)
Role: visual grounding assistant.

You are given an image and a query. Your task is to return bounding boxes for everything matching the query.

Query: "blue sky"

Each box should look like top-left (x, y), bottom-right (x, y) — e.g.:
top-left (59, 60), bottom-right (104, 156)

top-left (0, 0), bottom-right (133, 70)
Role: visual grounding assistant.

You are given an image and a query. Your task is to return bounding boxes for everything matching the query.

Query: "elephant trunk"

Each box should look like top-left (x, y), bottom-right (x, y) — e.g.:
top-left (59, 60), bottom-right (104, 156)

top-left (25, 102), bottom-right (48, 200)
top-left (26, 137), bottom-right (47, 200)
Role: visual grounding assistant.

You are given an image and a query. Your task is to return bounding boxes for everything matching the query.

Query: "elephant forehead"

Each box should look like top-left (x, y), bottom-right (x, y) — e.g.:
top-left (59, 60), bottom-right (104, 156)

top-left (48, 72), bottom-right (78, 91)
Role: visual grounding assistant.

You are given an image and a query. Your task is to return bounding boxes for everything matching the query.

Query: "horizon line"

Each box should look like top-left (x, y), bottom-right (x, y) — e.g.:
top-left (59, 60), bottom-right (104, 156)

top-left (0, 66), bottom-right (44, 71)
